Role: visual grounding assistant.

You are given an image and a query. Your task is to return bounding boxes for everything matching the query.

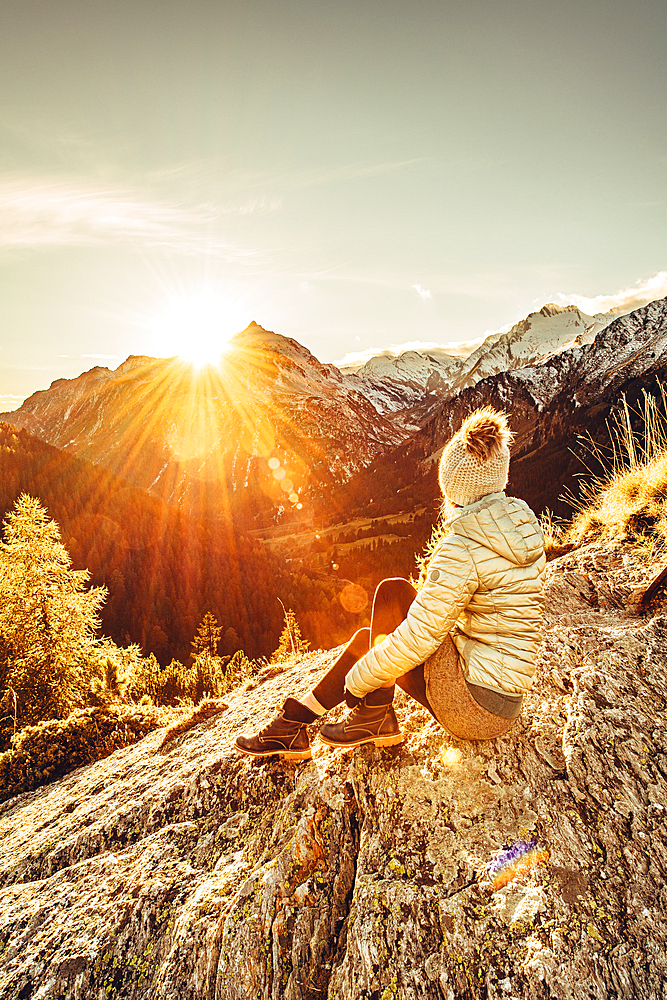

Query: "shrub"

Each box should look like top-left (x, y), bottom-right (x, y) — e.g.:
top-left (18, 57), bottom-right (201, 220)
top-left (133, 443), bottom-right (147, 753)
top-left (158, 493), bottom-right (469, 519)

top-left (127, 648), bottom-right (256, 707)
top-left (220, 649), bottom-right (254, 692)
top-left (0, 703), bottom-right (175, 803)
top-left (271, 606), bottom-right (309, 662)
top-left (121, 650), bottom-right (166, 704)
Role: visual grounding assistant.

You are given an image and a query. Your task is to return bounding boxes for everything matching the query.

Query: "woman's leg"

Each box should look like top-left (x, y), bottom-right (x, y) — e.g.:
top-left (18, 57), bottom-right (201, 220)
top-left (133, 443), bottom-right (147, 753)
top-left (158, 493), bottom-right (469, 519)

top-left (369, 577), bottom-right (416, 648)
top-left (395, 663), bottom-right (440, 720)
top-left (236, 578), bottom-right (426, 759)
top-left (309, 627), bottom-right (370, 710)
top-left (319, 578), bottom-right (443, 748)
top-left (315, 576), bottom-right (438, 716)
top-left (369, 578), bottom-right (439, 718)
top-left (307, 577), bottom-right (417, 709)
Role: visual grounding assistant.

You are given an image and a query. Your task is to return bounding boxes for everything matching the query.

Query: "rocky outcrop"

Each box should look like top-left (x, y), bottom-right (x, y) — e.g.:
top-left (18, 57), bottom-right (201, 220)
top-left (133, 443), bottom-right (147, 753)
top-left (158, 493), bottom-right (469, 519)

top-left (2, 539), bottom-right (667, 998)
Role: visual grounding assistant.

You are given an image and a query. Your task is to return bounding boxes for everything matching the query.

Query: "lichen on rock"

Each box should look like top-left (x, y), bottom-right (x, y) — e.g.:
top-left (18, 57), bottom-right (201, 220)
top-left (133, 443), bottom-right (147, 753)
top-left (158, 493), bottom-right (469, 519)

top-left (2, 539), bottom-right (667, 998)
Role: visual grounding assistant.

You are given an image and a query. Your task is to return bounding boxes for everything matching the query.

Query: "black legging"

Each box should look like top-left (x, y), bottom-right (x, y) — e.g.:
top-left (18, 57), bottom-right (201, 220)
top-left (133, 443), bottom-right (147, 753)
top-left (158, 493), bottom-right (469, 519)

top-left (312, 578), bottom-right (435, 716)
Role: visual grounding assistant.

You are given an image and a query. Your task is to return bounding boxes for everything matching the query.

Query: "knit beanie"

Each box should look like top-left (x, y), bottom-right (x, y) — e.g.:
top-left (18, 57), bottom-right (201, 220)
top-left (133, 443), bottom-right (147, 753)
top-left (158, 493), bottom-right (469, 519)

top-left (438, 407), bottom-right (513, 507)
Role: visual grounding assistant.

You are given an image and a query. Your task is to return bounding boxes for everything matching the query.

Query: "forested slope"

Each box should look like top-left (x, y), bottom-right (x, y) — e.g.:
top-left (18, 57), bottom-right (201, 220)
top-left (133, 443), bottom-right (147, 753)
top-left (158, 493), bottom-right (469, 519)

top-left (0, 424), bottom-right (364, 661)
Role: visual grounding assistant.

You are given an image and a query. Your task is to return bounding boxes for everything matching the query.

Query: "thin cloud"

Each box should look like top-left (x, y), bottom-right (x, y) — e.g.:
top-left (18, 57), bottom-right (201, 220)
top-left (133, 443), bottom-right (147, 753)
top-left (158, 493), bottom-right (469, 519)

top-left (236, 195), bottom-right (283, 214)
top-left (334, 337), bottom-right (483, 369)
top-left (0, 394), bottom-right (27, 411)
top-left (444, 335), bottom-right (486, 355)
top-left (0, 175), bottom-right (272, 257)
top-left (140, 157), bottom-right (422, 198)
top-left (412, 283), bottom-right (432, 299)
top-left (285, 158), bottom-right (423, 190)
top-left (556, 271), bottom-right (667, 316)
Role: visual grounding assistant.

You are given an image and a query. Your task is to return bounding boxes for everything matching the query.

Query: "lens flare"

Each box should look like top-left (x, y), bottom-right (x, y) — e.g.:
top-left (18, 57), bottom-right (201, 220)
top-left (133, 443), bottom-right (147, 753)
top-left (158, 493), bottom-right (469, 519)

top-left (339, 584), bottom-right (368, 614)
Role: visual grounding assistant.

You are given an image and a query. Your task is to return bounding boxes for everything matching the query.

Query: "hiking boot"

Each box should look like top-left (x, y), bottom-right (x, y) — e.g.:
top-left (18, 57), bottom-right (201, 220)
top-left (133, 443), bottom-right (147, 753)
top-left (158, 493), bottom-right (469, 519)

top-left (235, 698), bottom-right (316, 761)
top-left (319, 688), bottom-right (403, 749)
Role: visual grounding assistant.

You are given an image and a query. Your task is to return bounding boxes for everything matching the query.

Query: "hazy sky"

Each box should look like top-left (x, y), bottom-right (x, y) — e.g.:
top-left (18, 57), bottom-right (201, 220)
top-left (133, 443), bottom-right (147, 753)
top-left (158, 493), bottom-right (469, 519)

top-left (1, 0), bottom-right (666, 407)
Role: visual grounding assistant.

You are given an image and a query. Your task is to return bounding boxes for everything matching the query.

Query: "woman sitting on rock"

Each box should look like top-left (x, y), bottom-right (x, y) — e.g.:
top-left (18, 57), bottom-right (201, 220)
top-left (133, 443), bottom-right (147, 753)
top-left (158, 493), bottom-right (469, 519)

top-left (235, 407), bottom-right (546, 760)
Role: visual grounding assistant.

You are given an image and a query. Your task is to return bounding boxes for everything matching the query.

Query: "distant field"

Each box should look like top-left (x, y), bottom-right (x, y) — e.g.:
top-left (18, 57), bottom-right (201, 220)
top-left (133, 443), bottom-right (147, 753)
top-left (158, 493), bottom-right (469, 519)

top-left (250, 506), bottom-right (428, 550)
top-left (333, 533), bottom-right (405, 553)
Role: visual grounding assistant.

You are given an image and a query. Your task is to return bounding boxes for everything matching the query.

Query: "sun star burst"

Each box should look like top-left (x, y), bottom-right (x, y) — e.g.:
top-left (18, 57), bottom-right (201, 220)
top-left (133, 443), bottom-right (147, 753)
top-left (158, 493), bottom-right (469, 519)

top-left (149, 290), bottom-right (246, 367)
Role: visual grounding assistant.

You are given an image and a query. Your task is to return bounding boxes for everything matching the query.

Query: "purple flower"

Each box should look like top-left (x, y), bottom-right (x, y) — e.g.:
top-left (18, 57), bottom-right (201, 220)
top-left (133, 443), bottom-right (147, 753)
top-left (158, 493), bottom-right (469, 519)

top-left (487, 839), bottom-right (538, 876)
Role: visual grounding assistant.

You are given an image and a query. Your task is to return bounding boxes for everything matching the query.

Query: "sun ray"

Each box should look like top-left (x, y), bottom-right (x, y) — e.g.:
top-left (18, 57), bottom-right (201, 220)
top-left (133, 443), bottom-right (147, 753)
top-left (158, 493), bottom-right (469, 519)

top-left (77, 332), bottom-right (342, 537)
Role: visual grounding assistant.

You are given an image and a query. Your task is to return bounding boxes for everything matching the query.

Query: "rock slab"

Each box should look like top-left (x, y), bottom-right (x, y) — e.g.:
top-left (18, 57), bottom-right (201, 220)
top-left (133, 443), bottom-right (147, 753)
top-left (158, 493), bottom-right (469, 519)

top-left (1, 541), bottom-right (667, 999)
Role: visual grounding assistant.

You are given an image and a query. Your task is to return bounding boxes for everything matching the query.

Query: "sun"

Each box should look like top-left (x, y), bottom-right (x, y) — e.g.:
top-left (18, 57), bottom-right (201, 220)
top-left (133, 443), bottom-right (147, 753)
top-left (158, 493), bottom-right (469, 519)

top-left (149, 290), bottom-right (246, 367)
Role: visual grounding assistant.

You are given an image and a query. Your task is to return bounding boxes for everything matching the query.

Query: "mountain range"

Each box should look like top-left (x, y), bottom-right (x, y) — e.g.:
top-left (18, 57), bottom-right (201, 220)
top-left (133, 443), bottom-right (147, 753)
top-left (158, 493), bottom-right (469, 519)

top-left (331, 296), bottom-right (667, 523)
top-left (0, 323), bottom-right (405, 526)
top-left (0, 299), bottom-right (638, 530)
top-left (2, 294), bottom-right (667, 660)
top-left (341, 301), bottom-right (614, 430)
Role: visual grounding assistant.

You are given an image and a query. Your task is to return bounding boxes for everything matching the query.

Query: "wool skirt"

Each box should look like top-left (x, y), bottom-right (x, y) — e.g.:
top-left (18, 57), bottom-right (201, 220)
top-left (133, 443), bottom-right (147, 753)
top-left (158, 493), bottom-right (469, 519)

top-left (424, 635), bottom-right (518, 741)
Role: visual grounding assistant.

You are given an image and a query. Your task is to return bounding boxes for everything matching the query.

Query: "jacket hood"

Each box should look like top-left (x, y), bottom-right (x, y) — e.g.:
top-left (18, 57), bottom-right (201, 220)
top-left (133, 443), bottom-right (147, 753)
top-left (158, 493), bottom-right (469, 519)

top-left (445, 492), bottom-right (544, 567)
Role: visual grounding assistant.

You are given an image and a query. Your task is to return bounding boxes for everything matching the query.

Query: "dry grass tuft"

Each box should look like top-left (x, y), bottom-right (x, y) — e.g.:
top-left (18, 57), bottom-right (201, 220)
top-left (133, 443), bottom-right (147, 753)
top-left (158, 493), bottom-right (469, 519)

top-left (539, 509), bottom-right (574, 561)
top-left (543, 388), bottom-right (667, 560)
top-left (157, 697), bottom-right (228, 751)
top-left (567, 450), bottom-right (667, 550)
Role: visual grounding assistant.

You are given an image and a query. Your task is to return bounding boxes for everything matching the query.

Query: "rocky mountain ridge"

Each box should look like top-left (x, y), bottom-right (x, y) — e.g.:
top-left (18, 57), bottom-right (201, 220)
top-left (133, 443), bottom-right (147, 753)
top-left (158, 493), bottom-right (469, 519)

top-left (0, 300), bottom-right (653, 529)
top-left (341, 349), bottom-right (461, 432)
top-left (341, 303), bottom-right (614, 427)
top-left (330, 297), bottom-right (667, 523)
top-left (0, 323), bottom-right (405, 525)
top-left (450, 302), bottom-right (610, 391)
top-left (2, 536), bottom-right (666, 998)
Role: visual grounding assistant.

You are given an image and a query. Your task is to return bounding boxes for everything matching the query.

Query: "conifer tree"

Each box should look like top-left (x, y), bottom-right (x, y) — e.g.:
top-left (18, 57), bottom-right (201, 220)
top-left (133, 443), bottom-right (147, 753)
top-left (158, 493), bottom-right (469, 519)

top-left (271, 604), bottom-right (310, 662)
top-left (222, 626), bottom-right (242, 655)
top-left (0, 493), bottom-right (107, 725)
top-left (190, 611), bottom-right (222, 659)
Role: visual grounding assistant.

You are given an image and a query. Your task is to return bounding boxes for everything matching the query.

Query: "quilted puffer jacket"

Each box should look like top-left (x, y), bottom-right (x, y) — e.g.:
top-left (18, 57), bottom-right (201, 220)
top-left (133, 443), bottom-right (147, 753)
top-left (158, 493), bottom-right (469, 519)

top-left (345, 492), bottom-right (546, 699)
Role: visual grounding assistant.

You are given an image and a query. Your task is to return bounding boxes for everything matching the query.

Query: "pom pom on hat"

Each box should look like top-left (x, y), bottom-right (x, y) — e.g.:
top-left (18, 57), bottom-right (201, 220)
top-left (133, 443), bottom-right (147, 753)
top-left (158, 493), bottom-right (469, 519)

top-left (438, 407), bottom-right (513, 506)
